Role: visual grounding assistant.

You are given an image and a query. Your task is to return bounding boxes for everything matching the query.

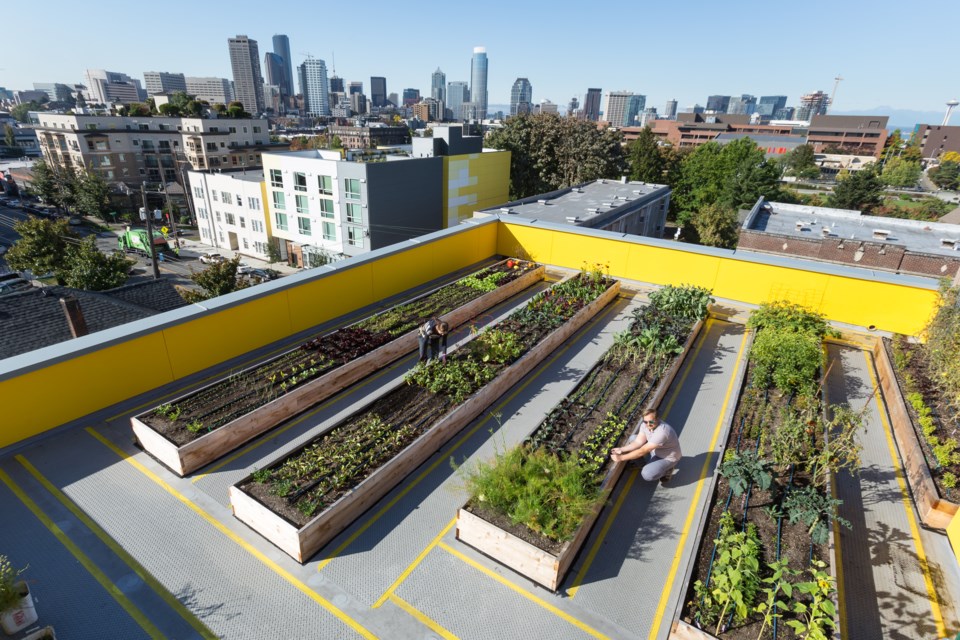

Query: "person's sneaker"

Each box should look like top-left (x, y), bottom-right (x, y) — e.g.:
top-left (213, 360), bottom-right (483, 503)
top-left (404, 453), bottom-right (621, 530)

top-left (660, 470), bottom-right (675, 485)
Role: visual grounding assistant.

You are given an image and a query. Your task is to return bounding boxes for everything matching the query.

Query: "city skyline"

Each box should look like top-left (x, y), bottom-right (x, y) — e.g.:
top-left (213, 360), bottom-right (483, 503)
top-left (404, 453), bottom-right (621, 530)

top-left (3, 0), bottom-right (958, 115)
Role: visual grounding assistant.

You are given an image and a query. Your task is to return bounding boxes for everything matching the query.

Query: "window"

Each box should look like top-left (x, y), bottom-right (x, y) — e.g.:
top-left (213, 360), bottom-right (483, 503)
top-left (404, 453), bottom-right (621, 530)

top-left (253, 126), bottom-right (262, 133)
top-left (247, 197), bottom-right (260, 210)
top-left (236, 194), bottom-right (242, 207)
top-left (212, 190), bottom-right (218, 202)
top-left (298, 217), bottom-right (312, 235)
top-left (347, 225), bottom-right (364, 247)
top-left (240, 217), bottom-right (246, 229)
top-left (194, 186), bottom-right (204, 198)
top-left (229, 127), bottom-right (237, 133)
top-left (197, 207), bottom-right (207, 219)
top-left (275, 212), bottom-right (288, 231)
top-left (251, 220), bottom-right (263, 233)
top-left (344, 178), bottom-right (361, 200)
top-left (221, 192), bottom-right (233, 205)
top-left (210, 127), bottom-right (219, 133)
top-left (318, 175), bottom-right (333, 195)
top-left (272, 191), bottom-right (285, 210)
top-left (296, 194), bottom-right (309, 214)
top-left (270, 169), bottom-right (283, 187)
top-left (319, 199), bottom-right (335, 219)
top-left (242, 238), bottom-right (249, 249)
top-left (215, 211), bottom-right (221, 222)
top-left (118, 153), bottom-right (125, 162)
top-left (294, 172), bottom-right (307, 192)
top-left (346, 203), bottom-right (361, 223)
top-left (225, 213), bottom-right (235, 225)
top-left (322, 221), bottom-right (336, 241)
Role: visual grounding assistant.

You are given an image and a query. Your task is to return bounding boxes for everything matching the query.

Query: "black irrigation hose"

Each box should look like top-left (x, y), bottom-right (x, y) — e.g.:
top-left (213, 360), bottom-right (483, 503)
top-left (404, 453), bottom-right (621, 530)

top-left (558, 360), bottom-right (634, 450)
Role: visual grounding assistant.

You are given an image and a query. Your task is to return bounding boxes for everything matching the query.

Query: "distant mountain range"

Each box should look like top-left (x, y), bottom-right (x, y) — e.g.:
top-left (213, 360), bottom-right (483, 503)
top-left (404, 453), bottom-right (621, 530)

top-left (832, 107), bottom-right (946, 132)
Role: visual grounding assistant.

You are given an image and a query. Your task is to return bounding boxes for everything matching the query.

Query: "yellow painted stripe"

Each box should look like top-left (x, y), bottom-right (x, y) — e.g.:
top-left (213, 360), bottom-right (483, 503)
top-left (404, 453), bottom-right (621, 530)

top-left (862, 351), bottom-right (947, 637)
top-left (316, 302), bottom-right (622, 571)
top-left (192, 366), bottom-right (393, 482)
top-left (15, 455), bottom-right (216, 639)
top-left (374, 518), bottom-right (456, 608)
top-left (567, 468), bottom-right (640, 597)
top-left (647, 327), bottom-right (750, 640)
top-left (0, 468), bottom-right (166, 640)
top-left (567, 318), bottom-right (712, 598)
top-left (388, 593), bottom-right (459, 640)
top-left (85, 427), bottom-right (378, 640)
top-left (437, 542), bottom-right (611, 640)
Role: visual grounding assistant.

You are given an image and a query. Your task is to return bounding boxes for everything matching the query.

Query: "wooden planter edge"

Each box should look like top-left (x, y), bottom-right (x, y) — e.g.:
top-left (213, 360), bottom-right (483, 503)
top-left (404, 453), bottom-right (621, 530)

top-left (132, 263), bottom-right (545, 477)
top-left (871, 338), bottom-right (959, 529)
top-left (457, 315), bottom-right (708, 592)
top-left (230, 279), bottom-right (620, 562)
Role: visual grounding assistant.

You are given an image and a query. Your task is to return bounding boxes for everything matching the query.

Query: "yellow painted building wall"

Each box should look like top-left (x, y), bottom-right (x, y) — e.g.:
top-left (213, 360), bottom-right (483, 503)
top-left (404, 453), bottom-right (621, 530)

top-left (442, 151), bottom-right (511, 228)
top-left (948, 513), bottom-right (960, 571)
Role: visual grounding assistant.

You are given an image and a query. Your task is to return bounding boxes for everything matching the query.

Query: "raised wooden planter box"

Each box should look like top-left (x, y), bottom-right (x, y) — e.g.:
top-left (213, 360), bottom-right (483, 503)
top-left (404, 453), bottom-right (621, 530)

top-left (228, 279), bottom-right (621, 562)
top-left (455, 316), bottom-right (707, 591)
top-left (131, 263), bottom-right (545, 476)
top-left (871, 339), bottom-right (959, 529)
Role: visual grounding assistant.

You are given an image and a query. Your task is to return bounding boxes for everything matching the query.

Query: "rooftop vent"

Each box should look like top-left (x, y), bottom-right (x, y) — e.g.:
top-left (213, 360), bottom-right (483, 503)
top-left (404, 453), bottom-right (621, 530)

top-left (586, 207), bottom-right (600, 214)
top-left (872, 229), bottom-right (891, 239)
top-left (537, 199), bottom-right (549, 205)
top-left (942, 238), bottom-right (957, 249)
top-left (596, 179), bottom-right (605, 184)
top-left (571, 187), bottom-right (582, 193)
top-left (602, 202), bottom-right (614, 207)
top-left (565, 216), bottom-right (580, 223)
top-left (499, 207), bottom-right (512, 214)
top-left (821, 227), bottom-right (830, 236)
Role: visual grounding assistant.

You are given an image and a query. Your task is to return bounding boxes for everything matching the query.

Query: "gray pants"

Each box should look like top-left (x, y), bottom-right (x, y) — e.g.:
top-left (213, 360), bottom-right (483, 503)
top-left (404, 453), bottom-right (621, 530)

top-left (627, 434), bottom-right (679, 482)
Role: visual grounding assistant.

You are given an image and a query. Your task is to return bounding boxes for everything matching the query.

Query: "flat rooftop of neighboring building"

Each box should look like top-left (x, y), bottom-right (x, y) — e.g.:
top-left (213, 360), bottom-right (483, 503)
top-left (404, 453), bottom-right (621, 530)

top-left (715, 133), bottom-right (805, 145)
top-left (484, 179), bottom-right (669, 225)
top-left (747, 201), bottom-right (960, 257)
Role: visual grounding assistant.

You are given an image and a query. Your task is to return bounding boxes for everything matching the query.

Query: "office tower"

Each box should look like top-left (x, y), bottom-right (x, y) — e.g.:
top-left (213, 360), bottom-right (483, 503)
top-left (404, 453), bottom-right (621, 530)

top-left (370, 77), bottom-right (387, 107)
top-left (84, 69), bottom-right (144, 104)
top-left (264, 54), bottom-right (286, 95)
top-left (470, 46), bottom-right (488, 119)
top-left (510, 78), bottom-right (532, 117)
top-left (32, 83), bottom-right (74, 103)
top-left (706, 95), bottom-right (730, 113)
top-left (664, 99), bottom-right (678, 118)
top-left (348, 82), bottom-right (363, 95)
top-left (431, 68), bottom-right (446, 103)
top-left (185, 77), bottom-right (233, 104)
top-left (351, 92), bottom-right (367, 115)
top-left (402, 88), bottom-right (420, 107)
top-left (774, 106), bottom-right (795, 120)
top-left (605, 91), bottom-right (639, 127)
top-left (638, 107), bottom-right (658, 127)
top-left (330, 75), bottom-right (344, 94)
top-left (757, 96), bottom-right (787, 118)
top-left (272, 34), bottom-right (294, 99)
top-left (228, 35), bottom-right (264, 114)
top-left (447, 81), bottom-right (468, 121)
top-left (624, 94), bottom-right (646, 126)
top-left (740, 94), bottom-right (757, 115)
top-left (298, 58), bottom-right (330, 117)
top-left (795, 90), bottom-right (830, 121)
top-left (567, 97), bottom-right (580, 117)
top-left (143, 72), bottom-right (186, 96)
top-left (584, 88), bottom-right (602, 121)
top-left (388, 92), bottom-right (399, 106)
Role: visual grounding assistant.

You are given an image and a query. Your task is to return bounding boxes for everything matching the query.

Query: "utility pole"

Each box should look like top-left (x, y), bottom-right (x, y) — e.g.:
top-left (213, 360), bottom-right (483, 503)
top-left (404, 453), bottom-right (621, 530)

top-left (140, 183), bottom-right (160, 280)
top-left (160, 177), bottom-right (180, 254)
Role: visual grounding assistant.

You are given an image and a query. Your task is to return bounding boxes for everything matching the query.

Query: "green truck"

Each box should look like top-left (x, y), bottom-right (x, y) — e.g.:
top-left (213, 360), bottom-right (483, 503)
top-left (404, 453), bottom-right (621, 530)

top-left (118, 228), bottom-right (170, 256)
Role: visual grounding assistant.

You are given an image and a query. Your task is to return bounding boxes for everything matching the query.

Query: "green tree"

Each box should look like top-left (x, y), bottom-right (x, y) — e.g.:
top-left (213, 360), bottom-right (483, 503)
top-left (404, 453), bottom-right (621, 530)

top-left (265, 241), bottom-right (282, 264)
top-left (184, 100), bottom-right (204, 117)
top-left (691, 203), bottom-right (740, 248)
top-left (126, 102), bottom-right (151, 117)
top-left (828, 166), bottom-right (884, 212)
top-left (929, 161), bottom-right (959, 190)
top-left (28, 159), bottom-right (62, 206)
top-left (182, 256), bottom-right (249, 302)
top-left (331, 135), bottom-right (343, 149)
top-left (10, 102), bottom-right (43, 123)
top-left (486, 113), bottom-right (627, 199)
top-left (880, 157), bottom-right (922, 187)
top-left (157, 103), bottom-right (181, 117)
top-left (422, 127), bottom-right (434, 138)
top-left (3, 125), bottom-right (15, 148)
top-left (673, 143), bottom-right (725, 226)
top-left (226, 101), bottom-right (250, 118)
top-left (628, 126), bottom-right (665, 183)
top-left (75, 169), bottom-right (111, 218)
top-left (783, 144), bottom-right (819, 179)
top-left (5, 217), bottom-right (77, 276)
top-left (59, 237), bottom-right (132, 290)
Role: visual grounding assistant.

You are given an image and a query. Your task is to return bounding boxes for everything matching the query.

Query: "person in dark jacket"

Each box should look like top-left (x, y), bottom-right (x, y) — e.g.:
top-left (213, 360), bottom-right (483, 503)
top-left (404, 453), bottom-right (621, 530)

top-left (418, 318), bottom-right (450, 363)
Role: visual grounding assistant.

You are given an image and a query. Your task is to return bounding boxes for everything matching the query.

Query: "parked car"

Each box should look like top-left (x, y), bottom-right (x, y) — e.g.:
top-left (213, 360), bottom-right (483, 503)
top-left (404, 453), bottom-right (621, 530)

top-left (236, 264), bottom-right (255, 275)
top-left (68, 217), bottom-right (83, 226)
top-left (242, 268), bottom-right (280, 282)
top-left (199, 253), bottom-right (226, 264)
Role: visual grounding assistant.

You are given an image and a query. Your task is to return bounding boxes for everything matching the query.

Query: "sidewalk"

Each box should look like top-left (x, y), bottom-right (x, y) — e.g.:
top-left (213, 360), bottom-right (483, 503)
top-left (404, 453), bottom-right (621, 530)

top-left (173, 236), bottom-right (300, 276)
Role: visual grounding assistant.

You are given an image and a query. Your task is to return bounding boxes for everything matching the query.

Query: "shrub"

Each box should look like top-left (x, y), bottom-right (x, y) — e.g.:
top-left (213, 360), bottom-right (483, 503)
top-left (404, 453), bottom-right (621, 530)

top-left (747, 301), bottom-right (836, 339)
top-left (750, 330), bottom-right (823, 395)
top-left (0, 555), bottom-right (27, 611)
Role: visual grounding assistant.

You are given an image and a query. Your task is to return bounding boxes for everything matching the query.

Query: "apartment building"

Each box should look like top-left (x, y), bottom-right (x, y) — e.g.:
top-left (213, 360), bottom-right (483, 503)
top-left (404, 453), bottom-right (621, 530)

top-left (32, 113), bottom-right (285, 186)
top-left (327, 125), bottom-right (410, 149)
top-left (187, 170), bottom-right (277, 260)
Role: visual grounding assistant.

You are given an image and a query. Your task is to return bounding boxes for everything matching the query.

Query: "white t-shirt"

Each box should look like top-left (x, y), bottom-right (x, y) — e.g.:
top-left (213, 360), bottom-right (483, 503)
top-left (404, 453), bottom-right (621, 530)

top-left (635, 421), bottom-right (681, 463)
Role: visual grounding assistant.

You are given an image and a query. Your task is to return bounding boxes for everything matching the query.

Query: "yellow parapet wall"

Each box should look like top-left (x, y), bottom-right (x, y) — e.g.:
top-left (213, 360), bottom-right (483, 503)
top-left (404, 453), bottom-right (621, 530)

top-left (497, 220), bottom-right (938, 336)
top-left (0, 217), bottom-right (940, 450)
top-left (949, 513), bottom-right (960, 571)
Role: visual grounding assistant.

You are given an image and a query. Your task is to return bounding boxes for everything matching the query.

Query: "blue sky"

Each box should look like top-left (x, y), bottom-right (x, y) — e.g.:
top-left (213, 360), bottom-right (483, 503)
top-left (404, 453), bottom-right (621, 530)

top-left (3, 0), bottom-right (958, 115)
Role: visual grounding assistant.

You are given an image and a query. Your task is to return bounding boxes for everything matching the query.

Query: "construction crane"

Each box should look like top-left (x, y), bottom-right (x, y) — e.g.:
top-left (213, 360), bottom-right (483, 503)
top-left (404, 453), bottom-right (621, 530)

top-left (829, 75), bottom-right (844, 112)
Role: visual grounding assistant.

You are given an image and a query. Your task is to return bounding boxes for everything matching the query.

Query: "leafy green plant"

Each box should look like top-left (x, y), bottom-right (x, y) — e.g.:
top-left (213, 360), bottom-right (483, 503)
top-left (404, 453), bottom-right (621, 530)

top-left (647, 284), bottom-right (713, 322)
top-left (942, 472), bottom-right (958, 488)
top-left (464, 446), bottom-right (604, 542)
top-left (692, 511), bottom-right (762, 632)
top-left (749, 329), bottom-right (823, 395)
top-left (806, 405), bottom-right (865, 482)
top-left (458, 270), bottom-right (507, 292)
top-left (770, 411), bottom-right (813, 469)
top-left (0, 555), bottom-right (27, 611)
top-left (185, 419), bottom-right (205, 434)
top-left (933, 438), bottom-right (960, 468)
top-left (718, 450), bottom-right (773, 496)
top-left (747, 300), bottom-right (837, 339)
top-left (783, 560), bottom-right (838, 640)
top-left (473, 328), bottom-right (522, 365)
top-left (782, 485), bottom-right (850, 545)
top-left (755, 559), bottom-right (799, 640)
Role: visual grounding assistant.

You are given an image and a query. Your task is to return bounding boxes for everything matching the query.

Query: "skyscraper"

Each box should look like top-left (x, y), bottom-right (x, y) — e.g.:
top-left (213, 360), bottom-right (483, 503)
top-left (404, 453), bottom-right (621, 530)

top-left (370, 77), bottom-right (387, 107)
top-left (567, 97), bottom-right (580, 117)
top-left (228, 35), bottom-right (264, 114)
top-left (272, 35), bottom-right (293, 96)
top-left (84, 69), bottom-right (144, 104)
top-left (706, 95), bottom-right (730, 113)
top-left (757, 96), bottom-right (787, 117)
top-left (263, 53), bottom-right (285, 94)
top-left (605, 91), bottom-right (640, 127)
top-left (402, 88), bottom-right (421, 107)
top-left (447, 81), bottom-right (468, 121)
top-left (795, 91), bottom-right (830, 121)
top-left (624, 94), bottom-right (646, 127)
top-left (329, 75), bottom-right (344, 94)
top-left (298, 57), bottom-right (330, 117)
top-left (143, 72), bottom-right (186, 96)
top-left (584, 88), bottom-right (602, 121)
top-left (510, 78), bottom-right (532, 116)
top-left (664, 99), bottom-right (678, 118)
top-left (348, 82), bottom-right (363, 95)
top-left (431, 68), bottom-right (446, 103)
top-left (470, 47), bottom-right (488, 120)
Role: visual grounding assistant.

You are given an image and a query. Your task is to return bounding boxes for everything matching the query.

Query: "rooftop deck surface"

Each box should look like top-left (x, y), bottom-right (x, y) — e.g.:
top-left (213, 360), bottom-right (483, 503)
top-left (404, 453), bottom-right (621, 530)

top-left (1, 273), bottom-right (957, 639)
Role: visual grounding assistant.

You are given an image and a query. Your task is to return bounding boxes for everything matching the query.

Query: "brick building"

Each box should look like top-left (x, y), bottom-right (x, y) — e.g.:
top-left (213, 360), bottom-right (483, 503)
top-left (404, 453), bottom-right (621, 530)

top-left (914, 124), bottom-right (960, 160)
top-left (806, 115), bottom-right (888, 158)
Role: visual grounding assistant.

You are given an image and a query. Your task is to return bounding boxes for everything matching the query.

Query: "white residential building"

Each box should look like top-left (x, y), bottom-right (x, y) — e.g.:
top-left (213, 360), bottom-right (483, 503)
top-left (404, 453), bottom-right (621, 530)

top-left (184, 77), bottom-right (234, 104)
top-left (187, 170), bottom-right (276, 260)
